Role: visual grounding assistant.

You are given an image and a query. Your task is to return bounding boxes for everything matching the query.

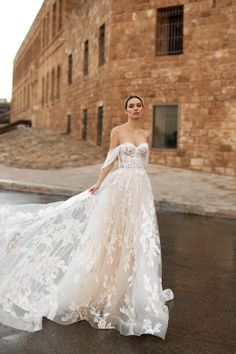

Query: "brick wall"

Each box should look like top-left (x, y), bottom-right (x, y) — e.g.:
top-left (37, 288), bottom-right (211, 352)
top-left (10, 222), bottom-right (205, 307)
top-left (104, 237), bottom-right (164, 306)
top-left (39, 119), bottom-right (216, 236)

top-left (11, 0), bottom-right (236, 176)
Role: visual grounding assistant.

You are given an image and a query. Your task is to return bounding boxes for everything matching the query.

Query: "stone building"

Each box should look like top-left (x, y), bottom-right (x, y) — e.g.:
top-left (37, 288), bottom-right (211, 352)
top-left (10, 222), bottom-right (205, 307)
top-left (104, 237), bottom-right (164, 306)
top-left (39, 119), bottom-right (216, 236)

top-left (11, 0), bottom-right (236, 176)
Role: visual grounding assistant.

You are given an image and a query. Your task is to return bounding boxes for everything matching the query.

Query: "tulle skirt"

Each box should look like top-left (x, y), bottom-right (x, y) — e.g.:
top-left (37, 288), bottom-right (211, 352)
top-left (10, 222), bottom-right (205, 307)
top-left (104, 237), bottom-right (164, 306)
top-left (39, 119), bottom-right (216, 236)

top-left (0, 167), bottom-right (174, 339)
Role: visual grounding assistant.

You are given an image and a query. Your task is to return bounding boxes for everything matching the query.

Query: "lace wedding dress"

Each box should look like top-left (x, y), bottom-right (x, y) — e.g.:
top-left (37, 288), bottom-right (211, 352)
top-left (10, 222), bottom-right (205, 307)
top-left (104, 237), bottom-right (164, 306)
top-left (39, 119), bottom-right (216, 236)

top-left (0, 142), bottom-right (174, 339)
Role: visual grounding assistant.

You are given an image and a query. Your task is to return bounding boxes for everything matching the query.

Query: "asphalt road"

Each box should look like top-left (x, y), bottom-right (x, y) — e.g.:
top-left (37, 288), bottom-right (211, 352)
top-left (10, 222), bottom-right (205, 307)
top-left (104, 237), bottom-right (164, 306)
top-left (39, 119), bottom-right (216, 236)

top-left (0, 191), bottom-right (235, 354)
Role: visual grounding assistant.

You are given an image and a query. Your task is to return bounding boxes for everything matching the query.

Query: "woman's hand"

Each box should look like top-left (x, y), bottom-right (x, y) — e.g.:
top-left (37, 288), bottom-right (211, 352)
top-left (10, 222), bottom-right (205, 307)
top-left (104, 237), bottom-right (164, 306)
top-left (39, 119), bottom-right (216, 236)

top-left (88, 182), bottom-right (101, 194)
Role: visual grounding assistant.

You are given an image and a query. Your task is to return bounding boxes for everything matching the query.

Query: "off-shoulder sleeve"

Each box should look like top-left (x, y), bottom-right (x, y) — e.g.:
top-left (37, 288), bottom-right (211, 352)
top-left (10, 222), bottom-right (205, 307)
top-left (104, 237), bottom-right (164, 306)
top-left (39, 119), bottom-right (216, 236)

top-left (101, 145), bottom-right (120, 170)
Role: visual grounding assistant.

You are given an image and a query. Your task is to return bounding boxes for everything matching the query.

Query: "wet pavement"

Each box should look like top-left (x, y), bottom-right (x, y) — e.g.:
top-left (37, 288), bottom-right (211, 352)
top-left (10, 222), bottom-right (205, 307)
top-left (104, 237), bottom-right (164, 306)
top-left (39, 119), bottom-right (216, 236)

top-left (0, 191), bottom-right (235, 354)
top-left (0, 190), bottom-right (67, 205)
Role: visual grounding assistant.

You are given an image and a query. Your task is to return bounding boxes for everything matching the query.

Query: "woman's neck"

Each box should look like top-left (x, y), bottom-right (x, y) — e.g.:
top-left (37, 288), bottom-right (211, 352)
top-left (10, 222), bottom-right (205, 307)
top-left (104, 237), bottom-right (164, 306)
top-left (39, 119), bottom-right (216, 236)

top-left (126, 118), bottom-right (142, 130)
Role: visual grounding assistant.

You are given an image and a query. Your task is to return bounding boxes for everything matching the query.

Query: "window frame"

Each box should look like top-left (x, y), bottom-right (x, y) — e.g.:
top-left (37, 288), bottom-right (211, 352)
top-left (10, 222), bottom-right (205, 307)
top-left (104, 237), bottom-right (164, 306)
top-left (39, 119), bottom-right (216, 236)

top-left (152, 103), bottom-right (180, 150)
top-left (156, 5), bottom-right (184, 56)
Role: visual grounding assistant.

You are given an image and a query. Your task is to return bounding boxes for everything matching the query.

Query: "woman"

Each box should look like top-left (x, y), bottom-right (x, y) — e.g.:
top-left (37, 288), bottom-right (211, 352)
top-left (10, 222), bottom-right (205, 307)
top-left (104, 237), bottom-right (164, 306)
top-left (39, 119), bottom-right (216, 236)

top-left (0, 95), bottom-right (174, 339)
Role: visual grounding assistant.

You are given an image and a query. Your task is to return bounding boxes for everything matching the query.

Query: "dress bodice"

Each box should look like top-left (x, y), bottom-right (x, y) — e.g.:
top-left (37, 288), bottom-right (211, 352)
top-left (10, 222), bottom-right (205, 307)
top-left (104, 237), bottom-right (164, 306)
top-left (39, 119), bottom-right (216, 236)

top-left (118, 143), bottom-right (149, 169)
top-left (101, 142), bottom-right (149, 170)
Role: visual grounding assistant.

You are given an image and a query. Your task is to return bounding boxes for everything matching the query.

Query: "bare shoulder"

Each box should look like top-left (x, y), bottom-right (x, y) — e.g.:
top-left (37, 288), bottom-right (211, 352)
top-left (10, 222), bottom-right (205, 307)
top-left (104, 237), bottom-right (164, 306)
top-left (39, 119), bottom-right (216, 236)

top-left (142, 129), bottom-right (151, 142)
top-left (109, 125), bottom-right (120, 148)
top-left (112, 123), bottom-right (126, 132)
top-left (110, 124), bottom-right (125, 139)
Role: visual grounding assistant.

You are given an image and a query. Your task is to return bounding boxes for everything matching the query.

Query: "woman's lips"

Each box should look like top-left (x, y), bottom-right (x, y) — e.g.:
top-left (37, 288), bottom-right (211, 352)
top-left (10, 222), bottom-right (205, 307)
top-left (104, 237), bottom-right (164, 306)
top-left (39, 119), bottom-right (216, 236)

top-left (133, 112), bottom-right (139, 115)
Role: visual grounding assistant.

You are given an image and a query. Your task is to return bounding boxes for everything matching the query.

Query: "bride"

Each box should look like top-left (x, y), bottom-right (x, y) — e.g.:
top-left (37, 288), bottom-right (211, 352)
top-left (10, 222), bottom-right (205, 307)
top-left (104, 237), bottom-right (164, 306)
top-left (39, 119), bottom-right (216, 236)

top-left (0, 95), bottom-right (174, 339)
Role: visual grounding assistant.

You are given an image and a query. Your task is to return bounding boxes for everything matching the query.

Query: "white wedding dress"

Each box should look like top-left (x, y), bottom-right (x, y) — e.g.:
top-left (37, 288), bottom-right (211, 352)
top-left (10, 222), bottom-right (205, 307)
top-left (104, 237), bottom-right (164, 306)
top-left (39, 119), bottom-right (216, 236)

top-left (0, 142), bottom-right (174, 339)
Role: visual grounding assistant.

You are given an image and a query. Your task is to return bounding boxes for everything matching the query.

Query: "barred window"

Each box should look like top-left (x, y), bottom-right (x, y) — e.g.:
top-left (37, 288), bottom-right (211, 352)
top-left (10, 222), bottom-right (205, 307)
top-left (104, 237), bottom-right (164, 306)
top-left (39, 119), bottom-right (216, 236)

top-left (99, 24), bottom-right (105, 66)
top-left (82, 109), bottom-right (88, 140)
top-left (156, 5), bottom-right (183, 56)
top-left (83, 40), bottom-right (89, 76)
top-left (152, 105), bottom-right (178, 149)
top-left (97, 106), bottom-right (103, 146)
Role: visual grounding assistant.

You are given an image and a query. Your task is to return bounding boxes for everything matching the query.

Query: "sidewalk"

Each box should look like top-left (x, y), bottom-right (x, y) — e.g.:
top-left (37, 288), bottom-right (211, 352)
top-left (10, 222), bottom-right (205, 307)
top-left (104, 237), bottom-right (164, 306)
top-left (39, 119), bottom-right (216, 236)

top-left (0, 162), bottom-right (236, 219)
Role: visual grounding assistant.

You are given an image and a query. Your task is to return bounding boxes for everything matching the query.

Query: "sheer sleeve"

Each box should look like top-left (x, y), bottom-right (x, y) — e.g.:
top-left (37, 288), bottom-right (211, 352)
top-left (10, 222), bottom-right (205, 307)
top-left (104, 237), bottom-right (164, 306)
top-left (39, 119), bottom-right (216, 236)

top-left (101, 145), bottom-right (120, 170)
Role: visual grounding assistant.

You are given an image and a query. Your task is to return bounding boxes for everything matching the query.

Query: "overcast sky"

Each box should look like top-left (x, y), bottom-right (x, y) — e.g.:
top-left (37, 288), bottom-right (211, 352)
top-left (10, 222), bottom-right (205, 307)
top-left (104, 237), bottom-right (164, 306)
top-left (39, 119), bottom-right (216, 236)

top-left (0, 1), bottom-right (44, 101)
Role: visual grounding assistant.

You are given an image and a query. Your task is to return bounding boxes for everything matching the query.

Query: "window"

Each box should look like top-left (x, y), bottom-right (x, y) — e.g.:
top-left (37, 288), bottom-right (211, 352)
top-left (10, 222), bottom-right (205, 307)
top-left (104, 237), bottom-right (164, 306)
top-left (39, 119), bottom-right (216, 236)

top-left (58, 0), bottom-right (63, 31)
top-left (56, 65), bottom-right (61, 98)
top-left (152, 105), bottom-right (178, 149)
top-left (41, 77), bottom-right (45, 106)
top-left (83, 40), bottom-right (89, 76)
top-left (51, 68), bottom-right (55, 101)
top-left (46, 11), bottom-right (50, 44)
top-left (46, 72), bottom-right (49, 104)
top-left (156, 5), bottom-right (183, 56)
top-left (82, 109), bottom-right (88, 140)
top-left (99, 24), bottom-right (105, 66)
top-left (97, 106), bottom-right (103, 145)
top-left (67, 114), bottom-right (71, 134)
top-left (68, 54), bottom-right (73, 85)
top-left (52, 1), bottom-right (57, 38)
top-left (27, 84), bottom-right (30, 108)
top-left (42, 17), bottom-right (46, 48)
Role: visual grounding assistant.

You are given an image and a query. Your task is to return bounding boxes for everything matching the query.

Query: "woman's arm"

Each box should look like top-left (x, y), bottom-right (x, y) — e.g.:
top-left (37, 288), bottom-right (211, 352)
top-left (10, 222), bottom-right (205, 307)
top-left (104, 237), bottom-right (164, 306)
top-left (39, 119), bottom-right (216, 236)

top-left (88, 126), bottom-right (119, 194)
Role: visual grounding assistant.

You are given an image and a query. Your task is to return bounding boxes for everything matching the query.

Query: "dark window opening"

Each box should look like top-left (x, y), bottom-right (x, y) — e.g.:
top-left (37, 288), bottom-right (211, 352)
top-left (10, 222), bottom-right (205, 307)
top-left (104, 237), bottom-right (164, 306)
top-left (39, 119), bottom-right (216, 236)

top-left (68, 54), bottom-right (73, 85)
top-left (52, 2), bottom-right (57, 38)
top-left (67, 114), bottom-right (71, 134)
top-left (83, 40), bottom-right (89, 76)
top-left (82, 109), bottom-right (88, 140)
top-left (46, 11), bottom-right (50, 44)
top-left (56, 65), bottom-right (61, 98)
top-left (58, 0), bottom-right (63, 31)
top-left (152, 105), bottom-right (178, 149)
top-left (42, 77), bottom-right (45, 106)
top-left (51, 68), bottom-right (55, 101)
top-left (46, 72), bottom-right (49, 104)
top-left (156, 5), bottom-right (184, 56)
top-left (42, 18), bottom-right (46, 48)
top-left (99, 24), bottom-right (105, 66)
top-left (97, 106), bottom-right (103, 146)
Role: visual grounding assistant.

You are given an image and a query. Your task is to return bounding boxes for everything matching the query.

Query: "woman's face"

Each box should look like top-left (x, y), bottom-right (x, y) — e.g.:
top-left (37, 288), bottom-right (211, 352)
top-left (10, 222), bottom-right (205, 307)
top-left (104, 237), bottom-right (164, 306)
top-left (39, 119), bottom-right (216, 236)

top-left (126, 98), bottom-right (143, 120)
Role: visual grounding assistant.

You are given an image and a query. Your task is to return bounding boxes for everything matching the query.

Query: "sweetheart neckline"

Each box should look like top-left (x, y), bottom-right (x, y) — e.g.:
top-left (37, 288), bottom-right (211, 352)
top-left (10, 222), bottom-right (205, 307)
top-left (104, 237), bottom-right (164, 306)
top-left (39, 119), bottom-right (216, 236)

top-left (119, 142), bottom-right (149, 148)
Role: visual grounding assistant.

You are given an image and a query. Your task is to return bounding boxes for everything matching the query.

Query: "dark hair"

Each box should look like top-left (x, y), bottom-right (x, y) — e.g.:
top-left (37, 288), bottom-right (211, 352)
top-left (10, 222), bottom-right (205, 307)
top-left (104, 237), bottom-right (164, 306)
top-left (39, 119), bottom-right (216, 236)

top-left (124, 95), bottom-right (144, 109)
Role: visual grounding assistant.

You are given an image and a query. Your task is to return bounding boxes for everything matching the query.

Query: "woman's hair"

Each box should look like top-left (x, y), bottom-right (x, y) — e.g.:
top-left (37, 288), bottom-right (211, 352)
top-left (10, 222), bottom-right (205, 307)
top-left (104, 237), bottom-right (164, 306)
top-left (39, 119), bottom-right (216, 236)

top-left (124, 95), bottom-right (144, 109)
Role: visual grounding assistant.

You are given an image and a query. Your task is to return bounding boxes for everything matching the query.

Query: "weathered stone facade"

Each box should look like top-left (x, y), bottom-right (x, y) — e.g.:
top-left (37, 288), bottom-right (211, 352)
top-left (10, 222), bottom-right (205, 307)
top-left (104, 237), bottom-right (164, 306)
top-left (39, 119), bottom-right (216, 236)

top-left (11, 0), bottom-right (236, 176)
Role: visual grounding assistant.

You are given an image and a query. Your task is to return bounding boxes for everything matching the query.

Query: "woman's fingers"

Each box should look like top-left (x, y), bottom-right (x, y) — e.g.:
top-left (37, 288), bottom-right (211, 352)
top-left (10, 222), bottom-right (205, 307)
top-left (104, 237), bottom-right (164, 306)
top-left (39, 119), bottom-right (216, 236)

top-left (88, 184), bottom-right (100, 194)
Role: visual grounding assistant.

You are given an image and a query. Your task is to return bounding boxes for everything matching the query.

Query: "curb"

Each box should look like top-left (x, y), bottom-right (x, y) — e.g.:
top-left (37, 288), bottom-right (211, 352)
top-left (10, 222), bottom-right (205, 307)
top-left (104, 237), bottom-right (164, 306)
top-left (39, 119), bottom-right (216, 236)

top-left (0, 180), bottom-right (77, 197)
top-left (0, 180), bottom-right (236, 220)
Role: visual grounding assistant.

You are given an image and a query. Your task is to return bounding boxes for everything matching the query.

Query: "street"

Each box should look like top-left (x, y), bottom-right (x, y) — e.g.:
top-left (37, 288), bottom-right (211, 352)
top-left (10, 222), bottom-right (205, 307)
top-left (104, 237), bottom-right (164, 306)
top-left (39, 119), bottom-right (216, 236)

top-left (0, 191), bottom-right (235, 354)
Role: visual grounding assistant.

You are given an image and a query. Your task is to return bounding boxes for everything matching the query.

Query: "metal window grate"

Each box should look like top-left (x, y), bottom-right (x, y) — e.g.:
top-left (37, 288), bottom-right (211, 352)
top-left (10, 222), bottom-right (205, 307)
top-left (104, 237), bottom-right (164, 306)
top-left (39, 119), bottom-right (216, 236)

top-left (156, 5), bottom-right (184, 56)
top-left (152, 105), bottom-right (178, 149)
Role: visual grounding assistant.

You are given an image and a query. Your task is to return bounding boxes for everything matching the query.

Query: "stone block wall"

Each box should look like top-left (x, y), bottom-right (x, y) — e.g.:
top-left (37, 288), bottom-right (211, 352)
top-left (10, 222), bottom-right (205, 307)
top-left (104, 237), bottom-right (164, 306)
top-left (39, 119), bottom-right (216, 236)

top-left (11, 0), bottom-right (236, 176)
